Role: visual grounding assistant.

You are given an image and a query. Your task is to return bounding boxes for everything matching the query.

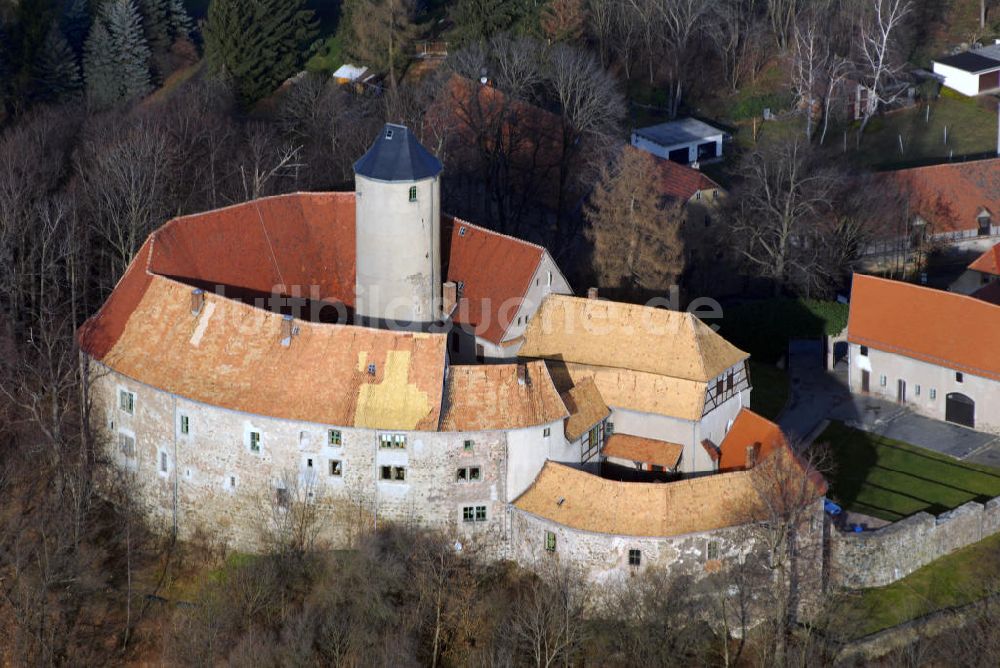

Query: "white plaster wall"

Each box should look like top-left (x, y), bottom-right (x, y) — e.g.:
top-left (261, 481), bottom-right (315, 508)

top-left (848, 343), bottom-right (1000, 433)
top-left (609, 408), bottom-right (698, 472)
top-left (630, 131), bottom-right (724, 163)
top-left (355, 174), bottom-right (441, 323)
top-left (933, 62), bottom-right (982, 96)
top-left (506, 420), bottom-right (565, 500)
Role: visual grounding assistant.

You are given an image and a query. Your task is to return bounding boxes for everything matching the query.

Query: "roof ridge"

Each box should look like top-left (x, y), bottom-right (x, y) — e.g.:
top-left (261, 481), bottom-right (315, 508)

top-left (854, 273), bottom-right (1000, 311)
top-left (451, 216), bottom-right (549, 254)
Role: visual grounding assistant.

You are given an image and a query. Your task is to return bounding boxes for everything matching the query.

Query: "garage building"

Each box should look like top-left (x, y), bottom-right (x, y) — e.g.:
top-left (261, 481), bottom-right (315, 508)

top-left (630, 118), bottom-right (725, 165)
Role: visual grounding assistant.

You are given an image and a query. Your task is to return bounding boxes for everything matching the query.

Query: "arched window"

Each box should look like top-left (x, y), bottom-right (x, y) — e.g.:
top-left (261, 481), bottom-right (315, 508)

top-left (408, 186), bottom-right (417, 202)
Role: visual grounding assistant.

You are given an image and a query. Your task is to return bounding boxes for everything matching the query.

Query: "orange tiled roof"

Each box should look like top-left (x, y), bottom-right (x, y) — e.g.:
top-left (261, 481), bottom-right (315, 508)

top-left (881, 158), bottom-right (1000, 234)
top-left (719, 408), bottom-right (785, 471)
top-left (443, 216), bottom-right (561, 344)
top-left (603, 433), bottom-right (683, 469)
top-left (636, 146), bottom-right (720, 201)
top-left (560, 377), bottom-right (610, 441)
top-left (848, 274), bottom-right (1000, 381)
top-left (439, 361), bottom-right (567, 431)
top-left (969, 242), bottom-right (1000, 276)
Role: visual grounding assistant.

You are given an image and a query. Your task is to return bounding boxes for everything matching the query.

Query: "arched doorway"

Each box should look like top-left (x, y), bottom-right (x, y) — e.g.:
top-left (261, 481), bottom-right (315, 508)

top-left (945, 393), bottom-right (975, 429)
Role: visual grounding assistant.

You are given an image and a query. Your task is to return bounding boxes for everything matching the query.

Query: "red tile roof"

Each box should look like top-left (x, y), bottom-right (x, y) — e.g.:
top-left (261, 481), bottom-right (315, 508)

top-left (442, 216), bottom-right (553, 344)
top-left (439, 361), bottom-right (568, 431)
top-left (969, 242), bottom-right (1000, 276)
top-left (719, 408), bottom-right (786, 471)
top-left (848, 273), bottom-right (1000, 381)
top-left (636, 147), bottom-right (720, 201)
top-left (881, 158), bottom-right (1000, 234)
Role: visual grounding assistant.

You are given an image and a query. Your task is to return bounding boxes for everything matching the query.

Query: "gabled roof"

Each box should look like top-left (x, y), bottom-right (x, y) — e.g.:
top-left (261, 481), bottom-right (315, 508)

top-left (354, 123), bottom-right (443, 182)
top-left (92, 275), bottom-right (447, 430)
top-left (560, 377), bottom-right (610, 441)
top-left (603, 434), bottom-right (683, 470)
top-left (633, 118), bottom-right (724, 148)
top-left (935, 50), bottom-right (1000, 74)
top-left (880, 158), bottom-right (1000, 234)
top-left (969, 242), bottom-right (1000, 276)
top-left (719, 408), bottom-right (786, 471)
top-left (439, 361), bottom-right (567, 431)
top-left (442, 216), bottom-right (566, 344)
top-left (521, 295), bottom-right (749, 383)
top-left (847, 274), bottom-right (1000, 381)
top-left (644, 148), bottom-right (720, 201)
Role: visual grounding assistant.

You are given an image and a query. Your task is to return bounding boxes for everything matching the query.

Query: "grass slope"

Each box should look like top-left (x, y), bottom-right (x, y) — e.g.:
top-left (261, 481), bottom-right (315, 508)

top-left (821, 421), bottom-right (1000, 521)
top-left (838, 531), bottom-right (1000, 637)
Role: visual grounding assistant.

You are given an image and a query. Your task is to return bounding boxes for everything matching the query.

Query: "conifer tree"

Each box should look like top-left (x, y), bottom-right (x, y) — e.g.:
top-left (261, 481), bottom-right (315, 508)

top-left (104, 0), bottom-right (152, 101)
top-left (83, 18), bottom-right (118, 108)
top-left (35, 24), bottom-right (83, 101)
top-left (61, 0), bottom-right (92, 55)
top-left (204, 0), bottom-right (317, 105)
top-left (166, 0), bottom-right (194, 40)
top-left (137, 0), bottom-right (171, 55)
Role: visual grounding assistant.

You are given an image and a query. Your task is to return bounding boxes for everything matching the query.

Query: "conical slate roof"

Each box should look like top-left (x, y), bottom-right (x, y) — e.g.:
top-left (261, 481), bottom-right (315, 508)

top-left (354, 123), bottom-right (443, 182)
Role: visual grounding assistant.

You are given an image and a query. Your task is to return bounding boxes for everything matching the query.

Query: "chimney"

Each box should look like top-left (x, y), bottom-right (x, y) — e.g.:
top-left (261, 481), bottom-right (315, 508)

top-left (191, 288), bottom-right (205, 316)
top-left (442, 281), bottom-right (458, 316)
top-left (746, 443), bottom-right (759, 469)
top-left (517, 363), bottom-right (529, 386)
top-left (586, 287), bottom-right (599, 300)
top-left (280, 314), bottom-right (297, 347)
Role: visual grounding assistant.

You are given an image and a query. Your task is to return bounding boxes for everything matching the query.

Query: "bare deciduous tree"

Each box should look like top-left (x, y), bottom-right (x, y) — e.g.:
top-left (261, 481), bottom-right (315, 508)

top-left (856, 0), bottom-right (912, 134)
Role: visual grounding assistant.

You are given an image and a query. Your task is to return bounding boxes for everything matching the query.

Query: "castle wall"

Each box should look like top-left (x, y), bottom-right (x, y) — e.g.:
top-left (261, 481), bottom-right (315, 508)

top-left (95, 364), bottom-right (539, 553)
top-left (830, 498), bottom-right (1000, 589)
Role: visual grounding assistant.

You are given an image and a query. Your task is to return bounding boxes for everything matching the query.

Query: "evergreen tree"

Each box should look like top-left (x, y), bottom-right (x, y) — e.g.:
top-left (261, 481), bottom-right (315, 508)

top-left (104, 0), bottom-right (152, 101)
top-left (137, 0), bottom-right (171, 54)
top-left (166, 0), bottom-right (193, 40)
top-left (203, 0), bottom-right (317, 105)
top-left (61, 0), bottom-right (92, 55)
top-left (83, 18), bottom-right (118, 108)
top-left (450, 0), bottom-right (531, 46)
top-left (34, 23), bottom-right (83, 101)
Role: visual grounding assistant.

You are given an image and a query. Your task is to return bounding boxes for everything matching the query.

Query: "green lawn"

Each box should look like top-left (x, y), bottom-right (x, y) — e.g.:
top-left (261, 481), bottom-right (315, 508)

top-left (748, 361), bottom-right (789, 421)
top-left (837, 95), bottom-right (999, 170)
top-left (836, 531), bottom-right (1000, 637)
top-left (820, 421), bottom-right (1000, 521)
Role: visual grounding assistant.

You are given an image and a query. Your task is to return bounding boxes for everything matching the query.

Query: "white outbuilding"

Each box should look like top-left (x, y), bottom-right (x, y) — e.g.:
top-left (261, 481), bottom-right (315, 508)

top-left (630, 118), bottom-right (725, 165)
top-left (932, 44), bottom-right (1000, 97)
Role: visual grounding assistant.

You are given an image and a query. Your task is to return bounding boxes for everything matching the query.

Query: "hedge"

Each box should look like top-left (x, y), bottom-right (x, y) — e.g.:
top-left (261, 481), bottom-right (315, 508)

top-left (716, 298), bottom-right (848, 363)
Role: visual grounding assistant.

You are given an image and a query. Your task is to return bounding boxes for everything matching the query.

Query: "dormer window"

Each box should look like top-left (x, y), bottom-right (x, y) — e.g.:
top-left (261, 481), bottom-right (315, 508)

top-left (385, 128), bottom-right (394, 140)
top-left (409, 185), bottom-right (417, 202)
top-left (978, 210), bottom-right (992, 236)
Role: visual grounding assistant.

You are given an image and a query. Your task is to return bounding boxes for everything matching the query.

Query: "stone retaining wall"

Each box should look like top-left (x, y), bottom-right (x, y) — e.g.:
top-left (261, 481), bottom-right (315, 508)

top-left (830, 497), bottom-right (1000, 589)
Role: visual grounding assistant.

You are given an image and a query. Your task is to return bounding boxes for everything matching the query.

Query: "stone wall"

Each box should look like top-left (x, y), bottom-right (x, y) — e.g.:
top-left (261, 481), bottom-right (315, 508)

top-left (830, 497), bottom-right (1000, 589)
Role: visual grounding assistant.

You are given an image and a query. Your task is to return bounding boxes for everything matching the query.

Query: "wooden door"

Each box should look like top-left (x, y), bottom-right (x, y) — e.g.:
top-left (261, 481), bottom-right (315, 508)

top-left (861, 370), bottom-right (870, 393)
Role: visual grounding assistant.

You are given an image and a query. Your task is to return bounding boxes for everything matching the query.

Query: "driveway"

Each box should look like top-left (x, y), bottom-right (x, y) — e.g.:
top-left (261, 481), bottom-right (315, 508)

top-left (779, 345), bottom-right (1000, 462)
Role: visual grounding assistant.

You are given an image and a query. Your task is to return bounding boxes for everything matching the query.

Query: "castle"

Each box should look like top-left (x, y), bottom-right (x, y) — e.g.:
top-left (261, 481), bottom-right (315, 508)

top-left (78, 124), bottom-right (823, 579)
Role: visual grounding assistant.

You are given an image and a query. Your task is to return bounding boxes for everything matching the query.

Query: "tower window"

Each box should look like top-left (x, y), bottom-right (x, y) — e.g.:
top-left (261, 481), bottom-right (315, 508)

top-left (408, 186), bottom-right (417, 202)
top-left (385, 128), bottom-right (394, 139)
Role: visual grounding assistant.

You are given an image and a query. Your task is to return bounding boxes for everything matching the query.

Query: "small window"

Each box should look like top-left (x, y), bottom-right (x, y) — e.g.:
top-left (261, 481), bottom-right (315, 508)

top-left (329, 429), bottom-right (342, 446)
top-left (469, 466), bottom-right (481, 481)
top-left (543, 427), bottom-right (551, 438)
top-left (408, 185), bottom-right (417, 202)
top-left (160, 451), bottom-right (168, 473)
top-left (546, 271), bottom-right (552, 286)
top-left (715, 379), bottom-right (723, 395)
top-left (368, 363), bottom-right (377, 375)
top-left (545, 531), bottom-right (557, 552)
top-left (915, 384), bottom-right (921, 396)
top-left (385, 128), bottom-right (394, 139)
top-left (536, 277), bottom-right (540, 286)
top-left (306, 458), bottom-right (314, 468)
top-left (380, 434), bottom-right (407, 449)
top-left (517, 316), bottom-right (522, 326)
top-left (860, 345), bottom-right (869, 357)
top-left (713, 189), bottom-right (719, 200)
top-left (459, 226), bottom-right (467, 237)
top-left (696, 190), bottom-right (702, 200)
top-left (249, 431), bottom-right (261, 452)
top-left (229, 475), bottom-right (237, 488)
top-left (118, 433), bottom-right (135, 458)
top-left (628, 549), bottom-right (641, 566)
top-left (726, 372), bottom-right (734, 391)
top-left (879, 375), bottom-right (887, 387)
top-left (930, 388), bottom-right (937, 400)
top-left (180, 415), bottom-right (189, 435)
top-left (456, 280), bottom-right (465, 296)
top-left (381, 465), bottom-right (392, 480)
top-left (329, 459), bottom-right (342, 476)
top-left (381, 465), bottom-right (406, 481)
top-left (119, 389), bottom-right (135, 414)
top-left (276, 487), bottom-right (289, 508)
top-left (463, 506), bottom-right (475, 522)
top-left (456, 468), bottom-right (467, 481)
top-left (956, 372), bottom-right (964, 383)
top-left (475, 505), bottom-right (486, 522)
top-left (706, 541), bottom-right (719, 560)
top-left (463, 439), bottom-right (474, 451)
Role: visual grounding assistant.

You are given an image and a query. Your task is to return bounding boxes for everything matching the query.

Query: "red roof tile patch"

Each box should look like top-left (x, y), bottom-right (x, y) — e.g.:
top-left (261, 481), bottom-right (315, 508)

top-left (603, 433), bottom-right (684, 469)
top-left (633, 146), bottom-right (719, 201)
top-left (848, 274), bottom-right (1000, 381)
top-left (969, 242), bottom-right (1000, 276)
top-left (440, 361), bottom-right (568, 431)
top-left (719, 408), bottom-right (785, 471)
top-left (880, 158), bottom-right (1000, 234)
top-left (443, 216), bottom-right (548, 344)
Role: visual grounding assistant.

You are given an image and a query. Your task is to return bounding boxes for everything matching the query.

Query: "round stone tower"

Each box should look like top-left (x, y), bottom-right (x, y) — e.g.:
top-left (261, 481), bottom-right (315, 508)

top-left (354, 123), bottom-right (443, 328)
